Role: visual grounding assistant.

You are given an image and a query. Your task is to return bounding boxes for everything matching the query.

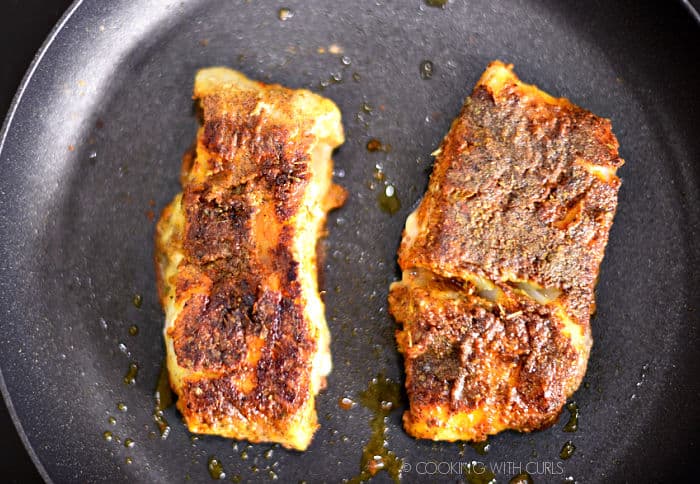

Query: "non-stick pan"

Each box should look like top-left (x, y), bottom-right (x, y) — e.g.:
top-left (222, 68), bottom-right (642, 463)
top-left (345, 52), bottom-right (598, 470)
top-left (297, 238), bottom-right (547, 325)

top-left (1, 1), bottom-right (699, 482)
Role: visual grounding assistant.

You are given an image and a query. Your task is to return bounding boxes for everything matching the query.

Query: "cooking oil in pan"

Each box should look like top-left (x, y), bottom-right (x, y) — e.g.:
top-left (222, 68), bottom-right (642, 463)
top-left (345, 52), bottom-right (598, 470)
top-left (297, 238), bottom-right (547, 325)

top-left (348, 374), bottom-right (403, 483)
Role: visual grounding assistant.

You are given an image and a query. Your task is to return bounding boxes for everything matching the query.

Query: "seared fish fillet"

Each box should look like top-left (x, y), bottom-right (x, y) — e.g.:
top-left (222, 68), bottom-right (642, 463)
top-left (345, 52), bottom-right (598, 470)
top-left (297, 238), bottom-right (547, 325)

top-left (389, 61), bottom-right (623, 441)
top-left (155, 68), bottom-right (346, 450)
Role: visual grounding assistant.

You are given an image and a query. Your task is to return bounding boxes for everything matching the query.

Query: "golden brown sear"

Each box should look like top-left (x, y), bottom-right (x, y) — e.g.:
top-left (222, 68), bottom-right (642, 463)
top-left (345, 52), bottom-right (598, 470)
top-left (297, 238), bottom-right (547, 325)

top-left (155, 68), bottom-right (346, 450)
top-left (389, 61), bottom-right (623, 442)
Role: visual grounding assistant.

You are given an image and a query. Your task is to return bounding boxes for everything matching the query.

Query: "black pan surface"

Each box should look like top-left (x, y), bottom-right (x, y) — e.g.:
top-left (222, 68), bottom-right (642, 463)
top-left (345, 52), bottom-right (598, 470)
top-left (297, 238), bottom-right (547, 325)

top-left (1, 1), bottom-right (699, 482)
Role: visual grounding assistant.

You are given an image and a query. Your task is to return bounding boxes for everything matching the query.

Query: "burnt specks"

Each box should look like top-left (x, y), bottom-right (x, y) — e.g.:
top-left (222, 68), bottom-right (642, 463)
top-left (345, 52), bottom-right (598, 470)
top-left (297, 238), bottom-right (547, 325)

top-left (155, 67), bottom-right (345, 450)
top-left (391, 62), bottom-right (622, 441)
top-left (400, 63), bottom-right (622, 327)
top-left (391, 276), bottom-right (578, 439)
top-left (175, 283), bottom-right (313, 425)
top-left (183, 189), bottom-right (253, 263)
top-left (168, 85), bottom-right (324, 428)
top-left (200, 94), bottom-right (312, 223)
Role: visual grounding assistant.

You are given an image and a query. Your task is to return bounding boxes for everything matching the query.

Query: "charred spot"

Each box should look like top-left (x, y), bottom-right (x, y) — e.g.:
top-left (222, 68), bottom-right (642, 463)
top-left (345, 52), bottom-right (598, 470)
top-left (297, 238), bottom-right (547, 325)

top-left (250, 290), bottom-right (312, 416)
top-left (183, 188), bottom-right (253, 263)
top-left (275, 172), bottom-right (289, 186)
top-left (271, 227), bottom-right (303, 294)
top-left (174, 276), bottom-right (274, 372)
top-left (200, 94), bottom-right (261, 158)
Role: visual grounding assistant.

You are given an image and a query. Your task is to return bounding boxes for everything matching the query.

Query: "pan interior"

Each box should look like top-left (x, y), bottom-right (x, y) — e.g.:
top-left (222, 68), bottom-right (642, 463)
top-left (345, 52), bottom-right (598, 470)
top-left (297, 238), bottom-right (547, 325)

top-left (0, 0), bottom-right (698, 482)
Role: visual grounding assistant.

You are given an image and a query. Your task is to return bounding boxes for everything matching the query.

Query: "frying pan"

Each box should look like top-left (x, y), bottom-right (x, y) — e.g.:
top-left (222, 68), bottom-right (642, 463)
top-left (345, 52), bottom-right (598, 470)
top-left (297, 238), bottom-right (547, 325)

top-left (1, 0), bottom-right (698, 482)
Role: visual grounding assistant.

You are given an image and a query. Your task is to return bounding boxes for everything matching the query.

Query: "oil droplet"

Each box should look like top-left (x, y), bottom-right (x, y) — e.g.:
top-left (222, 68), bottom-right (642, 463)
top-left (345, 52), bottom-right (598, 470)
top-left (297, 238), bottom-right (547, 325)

top-left (637, 363), bottom-right (649, 387)
top-left (154, 360), bottom-right (173, 439)
top-left (339, 397), bottom-right (356, 410)
top-left (366, 138), bottom-right (390, 152)
top-left (240, 451), bottom-right (249, 460)
top-left (123, 362), bottom-right (139, 385)
top-left (464, 460), bottom-right (496, 484)
top-left (264, 449), bottom-right (274, 459)
top-left (125, 457), bottom-right (133, 465)
top-left (458, 442), bottom-right (466, 456)
top-left (278, 7), bottom-right (293, 21)
top-left (469, 439), bottom-right (490, 455)
top-left (208, 456), bottom-right (226, 480)
top-left (124, 438), bottom-right (135, 448)
top-left (373, 166), bottom-right (386, 182)
top-left (348, 374), bottom-right (403, 483)
top-left (563, 402), bottom-right (579, 432)
top-left (352, 72), bottom-right (361, 82)
top-left (103, 431), bottom-right (113, 442)
top-left (88, 151), bottom-right (98, 163)
top-left (117, 402), bottom-right (128, 412)
top-left (420, 60), bottom-right (434, 80)
top-left (128, 325), bottom-right (139, 336)
top-left (378, 185), bottom-right (401, 215)
top-left (132, 294), bottom-right (143, 308)
top-left (560, 441), bottom-right (576, 460)
top-left (425, 0), bottom-right (448, 8)
top-left (108, 416), bottom-right (116, 425)
top-left (269, 471), bottom-right (279, 480)
top-left (341, 56), bottom-right (352, 66)
top-left (509, 471), bottom-right (534, 484)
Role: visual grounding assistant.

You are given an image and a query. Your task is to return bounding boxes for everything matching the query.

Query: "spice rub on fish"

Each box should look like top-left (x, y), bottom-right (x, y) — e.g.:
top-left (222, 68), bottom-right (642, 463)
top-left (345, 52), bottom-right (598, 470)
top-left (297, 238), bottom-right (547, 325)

top-left (155, 68), bottom-right (346, 450)
top-left (389, 61), bottom-right (623, 442)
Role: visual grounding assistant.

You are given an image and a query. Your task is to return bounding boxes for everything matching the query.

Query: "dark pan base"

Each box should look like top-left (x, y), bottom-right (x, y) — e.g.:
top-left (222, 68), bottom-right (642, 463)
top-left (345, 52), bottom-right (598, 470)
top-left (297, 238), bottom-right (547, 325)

top-left (1, 1), bottom-right (698, 482)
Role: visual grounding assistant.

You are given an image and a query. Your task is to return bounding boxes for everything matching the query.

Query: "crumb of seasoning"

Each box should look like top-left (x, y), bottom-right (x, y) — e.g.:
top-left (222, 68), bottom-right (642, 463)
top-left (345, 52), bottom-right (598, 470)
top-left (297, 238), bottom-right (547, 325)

top-left (132, 294), bottom-right (143, 308)
top-left (146, 209), bottom-right (155, 221)
top-left (148, 199), bottom-right (156, 207)
top-left (199, 38), bottom-right (209, 46)
top-left (95, 119), bottom-right (104, 129)
top-left (68, 145), bottom-right (75, 151)
top-left (328, 44), bottom-right (343, 55)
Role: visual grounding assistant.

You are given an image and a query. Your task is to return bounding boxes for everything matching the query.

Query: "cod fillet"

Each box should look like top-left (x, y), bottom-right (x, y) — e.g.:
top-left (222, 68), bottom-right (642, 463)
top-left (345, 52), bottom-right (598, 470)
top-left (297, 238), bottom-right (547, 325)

top-left (389, 61), bottom-right (624, 441)
top-left (155, 68), bottom-right (346, 450)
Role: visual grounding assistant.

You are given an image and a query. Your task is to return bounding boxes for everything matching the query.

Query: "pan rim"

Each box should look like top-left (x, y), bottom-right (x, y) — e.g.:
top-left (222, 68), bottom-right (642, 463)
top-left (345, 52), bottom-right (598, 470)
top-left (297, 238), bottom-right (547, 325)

top-left (0, 1), bottom-right (84, 482)
top-left (681, 0), bottom-right (700, 22)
